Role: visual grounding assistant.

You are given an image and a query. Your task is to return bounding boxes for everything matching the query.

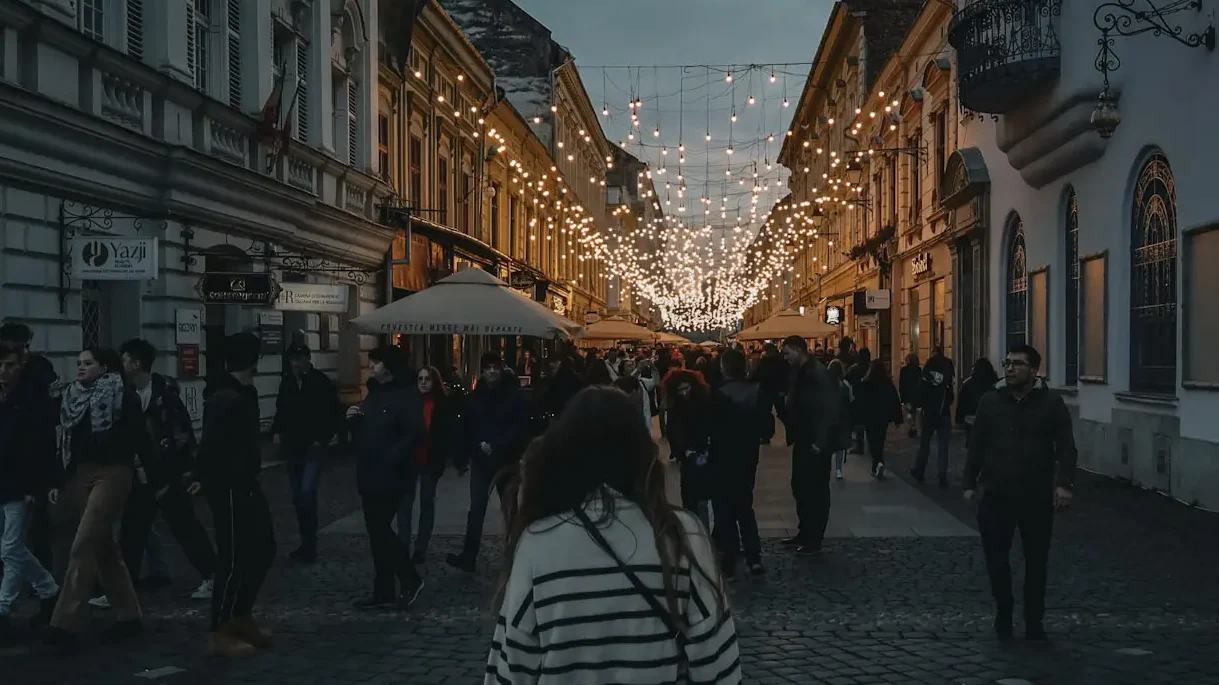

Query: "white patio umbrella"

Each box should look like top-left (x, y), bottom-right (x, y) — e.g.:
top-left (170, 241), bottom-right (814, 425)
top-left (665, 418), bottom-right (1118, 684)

top-left (350, 268), bottom-right (583, 338)
top-left (655, 331), bottom-right (692, 344)
top-left (737, 308), bottom-right (838, 341)
top-left (580, 316), bottom-right (658, 342)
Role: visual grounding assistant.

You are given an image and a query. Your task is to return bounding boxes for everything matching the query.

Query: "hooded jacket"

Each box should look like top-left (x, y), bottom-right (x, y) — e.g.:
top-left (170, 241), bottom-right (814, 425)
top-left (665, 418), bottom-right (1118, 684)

top-left (963, 378), bottom-right (1077, 497)
top-left (349, 377), bottom-right (424, 495)
top-left (198, 373), bottom-right (262, 491)
top-left (917, 354), bottom-right (956, 416)
top-left (270, 365), bottom-right (340, 453)
top-left (709, 378), bottom-right (768, 474)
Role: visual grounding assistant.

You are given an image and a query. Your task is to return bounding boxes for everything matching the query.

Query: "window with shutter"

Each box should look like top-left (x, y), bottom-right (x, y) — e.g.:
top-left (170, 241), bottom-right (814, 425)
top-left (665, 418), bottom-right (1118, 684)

top-left (295, 40), bottom-right (309, 143)
top-left (226, 0), bottom-right (241, 109)
top-left (187, 0), bottom-right (210, 93)
top-left (348, 78), bottom-right (358, 166)
top-left (126, 0), bottom-right (145, 61)
top-left (79, 0), bottom-right (106, 42)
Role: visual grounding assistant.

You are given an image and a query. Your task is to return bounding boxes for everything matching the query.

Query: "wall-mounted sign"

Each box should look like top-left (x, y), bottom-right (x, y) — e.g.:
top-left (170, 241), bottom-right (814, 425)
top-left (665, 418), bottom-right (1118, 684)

top-left (70, 236), bottom-right (159, 280)
top-left (276, 283), bottom-right (349, 313)
top-left (912, 252), bottom-right (933, 277)
top-left (508, 272), bottom-right (537, 290)
top-left (552, 300), bottom-right (566, 316)
top-left (175, 309), bottom-right (202, 345)
top-left (176, 344), bottom-right (201, 380)
top-left (181, 380), bottom-right (205, 423)
top-left (864, 289), bottom-right (892, 310)
top-left (198, 272), bottom-right (277, 305)
top-left (583, 312), bottom-right (602, 325)
top-left (825, 305), bottom-right (844, 326)
top-left (258, 310), bottom-right (284, 355)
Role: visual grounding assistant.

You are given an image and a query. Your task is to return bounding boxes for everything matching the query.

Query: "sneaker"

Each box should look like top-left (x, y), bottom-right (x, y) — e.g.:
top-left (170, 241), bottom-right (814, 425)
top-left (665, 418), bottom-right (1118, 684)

top-left (288, 546), bottom-right (317, 564)
top-left (100, 618), bottom-right (143, 643)
top-left (794, 544), bottom-right (823, 557)
top-left (227, 616), bottom-right (273, 648)
top-left (780, 535), bottom-right (805, 547)
top-left (748, 563), bottom-right (766, 577)
top-left (206, 631), bottom-right (256, 658)
top-left (399, 578), bottom-right (425, 608)
top-left (835, 468), bottom-right (843, 480)
top-left (191, 578), bottom-right (214, 600)
top-left (445, 553), bottom-right (476, 573)
top-left (34, 592), bottom-right (58, 626)
top-left (874, 463), bottom-right (886, 480)
top-left (88, 595), bottom-right (111, 609)
top-left (354, 595), bottom-right (397, 610)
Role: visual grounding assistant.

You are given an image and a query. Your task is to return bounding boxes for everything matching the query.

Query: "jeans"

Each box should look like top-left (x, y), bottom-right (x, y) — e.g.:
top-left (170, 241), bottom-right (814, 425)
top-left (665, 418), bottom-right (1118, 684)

top-left (120, 484), bottom-right (216, 583)
top-left (0, 500), bottom-right (59, 616)
top-left (363, 491), bottom-right (420, 598)
top-left (207, 483), bottom-right (275, 632)
top-left (790, 443), bottom-right (831, 547)
top-left (288, 448), bottom-right (324, 553)
top-left (977, 491), bottom-right (1054, 625)
top-left (712, 458), bottom-right (761, 567)
top-left (397, 471), bottom-right (438, 556)
top-left (50, 463), bottom-right (141, 631)
top-left (914, 413), bottom-right (953, 481)
top-left (459, 463), bottom-right (505, 560)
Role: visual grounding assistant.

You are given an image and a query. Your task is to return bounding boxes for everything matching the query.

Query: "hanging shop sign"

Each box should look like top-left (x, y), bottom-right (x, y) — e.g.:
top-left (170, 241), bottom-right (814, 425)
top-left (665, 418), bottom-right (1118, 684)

top-left (70, 236), bottom-right (159, 280)
top-left (825, 305), bottom-right (844, 326)
top-left (175, 309), bottom-right (202, 345)
top-left (583, 312), bottom-right (602, 325)
top-left (276, 283), bottom-right (349, 313)
top-left (864, 289), bottom-right (892, 310)
top-left (176, 344), bottom-right (201, 380)
top-left (912, 252), bottom-right (933, 278)
top-left (508, 272), bottom-right (537, 290)
top-left (258, 310), bottom-right (284, 355)
top-left (198, 272), bottom-right (278, 305)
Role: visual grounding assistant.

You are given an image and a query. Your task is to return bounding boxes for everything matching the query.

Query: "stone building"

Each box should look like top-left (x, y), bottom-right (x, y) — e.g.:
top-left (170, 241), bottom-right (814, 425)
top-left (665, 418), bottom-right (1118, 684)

top-left (606, 145), bottom-right (663, 328)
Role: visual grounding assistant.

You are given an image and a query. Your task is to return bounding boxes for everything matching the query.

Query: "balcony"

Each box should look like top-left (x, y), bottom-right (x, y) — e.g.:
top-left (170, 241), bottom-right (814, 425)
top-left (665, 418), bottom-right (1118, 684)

top-left (950, 0), bottom-right (1061, 114)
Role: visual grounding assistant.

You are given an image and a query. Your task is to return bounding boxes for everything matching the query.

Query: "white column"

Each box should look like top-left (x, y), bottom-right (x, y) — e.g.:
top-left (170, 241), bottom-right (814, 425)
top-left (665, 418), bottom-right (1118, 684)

top-left (309, 0), bottom-right (334, 153)
top-left (359, 0), bottom-right (378, 172)
top-left (151, 0), bottom-right (192, 84)
top-left (240, 0), bottom-right (270, 114)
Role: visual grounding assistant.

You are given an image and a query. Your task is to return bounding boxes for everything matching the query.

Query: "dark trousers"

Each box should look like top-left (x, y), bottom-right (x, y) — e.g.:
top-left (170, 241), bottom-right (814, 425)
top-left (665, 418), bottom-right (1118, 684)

top-left (459, 463), bottom-right (506, 560)
top-left (207, 483), bottom-right (275, 631)
top-left (977, 492), bottom-right (1054, 625)
top-left (28, 498), bottom-right (53, 578)
top-left (865, 423), bottom-right (888, 470)
top-left (790, 443), bottom-right (831, 547)
top-left (914, 413), bottom-right (952, 480)
top-left (713, 458), bottom-right (761, 567)
top-left (362, 491), bottom-right (420, 598)
top-left (397, 470), bottom-right (438, 556)
top-left (287, 447), bottom-right (323, 553)
top-left (852, 426), bottom-right (866, 453)
top-left (120, 484), bottom-right (216, 582)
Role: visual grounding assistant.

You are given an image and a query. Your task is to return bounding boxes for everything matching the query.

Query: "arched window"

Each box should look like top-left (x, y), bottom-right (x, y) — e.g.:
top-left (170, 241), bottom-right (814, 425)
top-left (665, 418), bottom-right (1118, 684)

top-left (1130, 152), bottom-right (1178, 394)
top-left (1065, 190), bottom-right (1079, 385)
top-left (1005, 215), bottom-right (1028, 352)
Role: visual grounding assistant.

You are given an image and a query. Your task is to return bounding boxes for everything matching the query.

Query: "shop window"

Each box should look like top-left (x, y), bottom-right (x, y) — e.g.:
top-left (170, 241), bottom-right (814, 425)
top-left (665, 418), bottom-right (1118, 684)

top-left (409, 136), bottom-right (423, 205)
top-left (1185, 226), bottom-right (1219, 384)
top-left (1005, 215), bottom-right (1028, 352)
top-left (1064, 189), bottom-right (1079, 385)
top-left (1030, 268), bottom-right (1049, 374)
top-left (1129, 152), bottom-right (1177, 394)
top-left (932, 278), bottom-right (946, 351)
top-left (1081, 253), bottom-right (1108, 382)
top-left (377, 113), bottom-right (390, 183)
top-left (438, 156), bottom-right (449, 225)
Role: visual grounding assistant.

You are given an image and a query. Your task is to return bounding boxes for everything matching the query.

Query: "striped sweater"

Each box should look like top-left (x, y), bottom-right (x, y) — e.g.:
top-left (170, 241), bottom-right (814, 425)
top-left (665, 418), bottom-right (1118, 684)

top-left (486, 496), bottom-right (742, 684)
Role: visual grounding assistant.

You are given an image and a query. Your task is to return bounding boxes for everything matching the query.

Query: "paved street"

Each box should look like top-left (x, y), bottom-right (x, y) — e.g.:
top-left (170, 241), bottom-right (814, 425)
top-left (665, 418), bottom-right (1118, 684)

top-left (5, 425), bottom-right (1219, 685)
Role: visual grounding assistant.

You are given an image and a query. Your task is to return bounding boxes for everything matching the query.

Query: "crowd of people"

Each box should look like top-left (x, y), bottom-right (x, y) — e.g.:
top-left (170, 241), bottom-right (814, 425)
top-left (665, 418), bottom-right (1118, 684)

top-left (0, 317), bottom-right (1077, 678)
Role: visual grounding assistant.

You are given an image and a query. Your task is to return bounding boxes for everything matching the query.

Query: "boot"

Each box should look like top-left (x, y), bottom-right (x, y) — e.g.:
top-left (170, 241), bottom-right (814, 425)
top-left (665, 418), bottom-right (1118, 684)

top-left (32, 592), bottom-right (58, 627)
top-left (206, 630), bottom-right (256, 658)
top-left (227, 616), bottom-right (273, 648)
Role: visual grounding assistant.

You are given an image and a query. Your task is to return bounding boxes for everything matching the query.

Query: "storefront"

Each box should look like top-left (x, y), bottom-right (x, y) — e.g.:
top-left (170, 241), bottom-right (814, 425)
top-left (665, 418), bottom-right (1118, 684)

top-left (894, 241), bottom-right (953, 366)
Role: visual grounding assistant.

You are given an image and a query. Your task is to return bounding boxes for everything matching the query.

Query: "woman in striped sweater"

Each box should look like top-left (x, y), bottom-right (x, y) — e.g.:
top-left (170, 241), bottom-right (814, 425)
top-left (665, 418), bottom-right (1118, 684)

top-left (487, 386), bottom-right (741, 685)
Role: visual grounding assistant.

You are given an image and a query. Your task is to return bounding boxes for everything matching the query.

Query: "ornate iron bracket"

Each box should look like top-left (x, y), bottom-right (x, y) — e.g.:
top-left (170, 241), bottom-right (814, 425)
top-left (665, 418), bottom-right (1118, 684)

top-left (58, 201), bottom-right (156, 313)
top-left (1094, 0), bottom-right (1216, 88)
top-left (180, 226), bottom-right (378, 286)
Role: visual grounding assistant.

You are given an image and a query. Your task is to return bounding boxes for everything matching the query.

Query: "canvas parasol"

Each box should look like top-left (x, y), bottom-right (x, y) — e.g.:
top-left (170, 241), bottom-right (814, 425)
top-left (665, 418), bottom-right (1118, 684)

top-left (736, 308), bottom-right (839, 341)
top-left (350, 268), bottom-right (583, 338)
top-left (654, 331), bottom-right (691, 344)
top-left (580, 316), bottom-right (658, 342)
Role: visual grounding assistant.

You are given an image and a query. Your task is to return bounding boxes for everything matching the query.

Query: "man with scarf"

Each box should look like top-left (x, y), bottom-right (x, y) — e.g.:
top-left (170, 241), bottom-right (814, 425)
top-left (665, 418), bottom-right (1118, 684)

top-left (198, 333), bottom-right (275, 658)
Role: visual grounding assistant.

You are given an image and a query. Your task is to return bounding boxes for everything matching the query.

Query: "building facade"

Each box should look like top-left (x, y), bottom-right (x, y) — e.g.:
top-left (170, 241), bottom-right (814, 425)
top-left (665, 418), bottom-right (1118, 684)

top-left (950, 0), bottom-right (1219, 507)
top-left (606, 145), bottom-right (663, 327)
top-left (0, 0), bottom-right (393, 422)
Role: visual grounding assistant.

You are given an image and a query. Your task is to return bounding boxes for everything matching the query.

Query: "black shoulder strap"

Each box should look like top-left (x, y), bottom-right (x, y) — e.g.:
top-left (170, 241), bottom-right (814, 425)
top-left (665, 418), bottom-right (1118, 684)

top-left (574, 508), bottom-right (688, 649)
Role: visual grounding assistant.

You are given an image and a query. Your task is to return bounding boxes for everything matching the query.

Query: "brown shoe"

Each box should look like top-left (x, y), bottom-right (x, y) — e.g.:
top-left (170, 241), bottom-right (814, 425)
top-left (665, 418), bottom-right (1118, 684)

top-left (227, 616), bottom-right (273, 648)
top-left (206, 631), bottom-right (255, 658)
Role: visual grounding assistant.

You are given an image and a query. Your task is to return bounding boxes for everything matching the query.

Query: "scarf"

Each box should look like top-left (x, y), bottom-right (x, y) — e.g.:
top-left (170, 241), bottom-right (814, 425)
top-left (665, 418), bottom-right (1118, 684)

top-left (58, 371), bottom-right (125, 468)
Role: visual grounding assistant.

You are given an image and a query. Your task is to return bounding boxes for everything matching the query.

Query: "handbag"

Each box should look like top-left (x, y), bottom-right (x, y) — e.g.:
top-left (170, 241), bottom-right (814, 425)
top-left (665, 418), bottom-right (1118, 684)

top-left (573, 508), bottom-right (690, 671)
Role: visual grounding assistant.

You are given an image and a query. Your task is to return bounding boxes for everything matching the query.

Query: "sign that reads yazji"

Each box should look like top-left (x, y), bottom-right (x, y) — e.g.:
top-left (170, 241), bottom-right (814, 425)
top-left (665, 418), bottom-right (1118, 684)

top-left (70, 237), bottom-right (159, 280)
top-left (198, 272), bottom-right (278, 305)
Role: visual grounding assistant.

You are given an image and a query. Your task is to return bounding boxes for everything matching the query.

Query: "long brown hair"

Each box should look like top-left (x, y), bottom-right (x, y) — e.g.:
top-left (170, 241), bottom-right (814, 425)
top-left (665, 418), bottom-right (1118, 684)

top-left (495, 386), bottom-right (724, 626)
top-left (417, 364), bottom-right (446, 396)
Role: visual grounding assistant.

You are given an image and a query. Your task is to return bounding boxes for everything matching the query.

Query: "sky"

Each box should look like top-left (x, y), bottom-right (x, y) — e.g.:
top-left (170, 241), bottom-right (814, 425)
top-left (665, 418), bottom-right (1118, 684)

top-left (512, 0), bottom-right (832, 229)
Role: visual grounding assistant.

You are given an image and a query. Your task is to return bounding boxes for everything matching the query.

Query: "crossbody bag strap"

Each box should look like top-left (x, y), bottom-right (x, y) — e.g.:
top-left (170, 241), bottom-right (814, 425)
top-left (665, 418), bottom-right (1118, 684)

top-left (573, 508), bottom-right (688, 649)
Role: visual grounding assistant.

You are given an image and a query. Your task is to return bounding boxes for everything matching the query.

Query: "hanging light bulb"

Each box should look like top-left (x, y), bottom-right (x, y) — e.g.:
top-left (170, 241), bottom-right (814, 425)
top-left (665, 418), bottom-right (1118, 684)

top-left (770, 72), bottom-right (777, 83)
top-left (653, 127), bottom-right (660, 137)
top-left (725, 71), bottom-right (733, 83)
top-left (748, 95), bottom-right (755, 105)
top-left (783, 99), bottom-right (790, 108)
top-left (602, 107), bottom-right (609, 116)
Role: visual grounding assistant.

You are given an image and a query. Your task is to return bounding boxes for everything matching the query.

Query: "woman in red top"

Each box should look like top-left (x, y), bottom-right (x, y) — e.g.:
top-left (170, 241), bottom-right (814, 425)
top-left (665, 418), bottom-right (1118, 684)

top-left (397, 365), bottom-right (458, 564)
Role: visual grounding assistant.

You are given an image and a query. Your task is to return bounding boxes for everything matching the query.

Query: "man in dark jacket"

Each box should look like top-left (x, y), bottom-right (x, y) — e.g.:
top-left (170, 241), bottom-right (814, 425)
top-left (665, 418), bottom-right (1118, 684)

top-left (845, 347), bottom-right (871, 454)
top-left (964, 344), bottom-right (1076, 641)
top-left (752, 343), bottom-right (789, 443)
top-left (447, 352), bottom-right (527, 573)
top-left (271, 344), bottom-right (340, 563)
top-left (781, 335), bottom-right (842, 556)
top-left (0, 343), bottom-right (59, 641)
top-left (117, 339), bottom-right (216, 601)
top-left (199, 333), bottom-right (275, 658)
top-left (710, 349), bottom-right (769, 579)
top-left (346, 346), bottom-right (424, 609)
top-left (911, 346), bottom-right (955, 486)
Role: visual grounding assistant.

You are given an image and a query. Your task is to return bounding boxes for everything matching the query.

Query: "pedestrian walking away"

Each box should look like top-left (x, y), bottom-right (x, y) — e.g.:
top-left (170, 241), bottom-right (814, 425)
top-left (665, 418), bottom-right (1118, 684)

top-left (271, 344), bottom-right (340, 564)
top-left (898, 353), bottom-right (922, 439)
top-left (956, 357), bottom-right (1000, 448)
top-left (826, 360), bottom-right (854, 481)
top-left (963, 344), bottom-right (1077, 642)
top-left (115, 339), bottom-right (216, 603)
top-left (663, 370), bottom-right (713, 528)
top-left (398, 365), bottom-right (458, 565)
top-left (911, 346), bottom-right (955, 487)
top-left (781, 336), bottom-right (842, 556)
top-left (845, 347), bottom-right (871, 455)
top-left (347, 346), bottom-right (425, 609)
top-left (0, 342), bottom-right (59, 643)
top-left (854, 359), bottom-right (904, 480)
top-left (198, 333), bottom-right (276, 658)
top-left (448, 352), bottom-right (528, 573)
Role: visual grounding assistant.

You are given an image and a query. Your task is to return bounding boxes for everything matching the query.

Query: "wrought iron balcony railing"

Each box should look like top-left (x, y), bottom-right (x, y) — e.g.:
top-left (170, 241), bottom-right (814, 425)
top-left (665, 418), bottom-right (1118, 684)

top-left (950, 0), bottom-right (1062, 114)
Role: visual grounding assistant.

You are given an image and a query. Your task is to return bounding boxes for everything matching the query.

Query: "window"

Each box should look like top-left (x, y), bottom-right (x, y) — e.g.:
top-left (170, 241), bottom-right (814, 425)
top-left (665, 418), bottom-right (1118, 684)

top-left (81, 281), bottom-right (112, 349)
top-left (409, 136), bottom-right (423, 204)
top-left (1065, 190), bottom-right (1079, 385)
top-left (79, 0), bottom-right (105, 42)
top-left (462, 172), bottom-right (473, 234)
top-left (1185, 228), bottom-right (1219, 384)
top-left (909, 132), bottom-right (921, 222)
top-left (888, 159), bottom-right (897, 225)
top-left (295, 38), bottom-right (310, 143)
top-left (932, 278), bottom-right (946, 350)
top-left (490, 184), bottom-right (501, 249)
top-left (1005, 215), bottom-right (1028, 352)
top-left (1081, 254), bottom-right (1108, 381)
top-left (509, 195), bottom-right (519, 257)
top-left (377, 114), bottom-right (390, 182)
top-left (525, 207), bottom-right (535, 264)
top-left (225, 0), bottom-right (242, 109)
top-left (1130, 152), bottom-right (1178, 394)
top-left (935, 110), bottom-right (947, 192)
top-left (438, 157), bottom-right (449, 225)
top-left (347, 77), bottom-right (359, 166)
top-left (873, 173), bottom-right (882, 234)
top-left (187, 0), bottom-right (210, 93)
top-left (126, 0), bottom-right (145, 61)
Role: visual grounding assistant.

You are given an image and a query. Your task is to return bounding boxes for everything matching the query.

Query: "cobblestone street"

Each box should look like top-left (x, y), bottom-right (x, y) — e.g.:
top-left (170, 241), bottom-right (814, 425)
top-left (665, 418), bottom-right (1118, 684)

top-left (6, 428), bottom-right (1219, 685)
